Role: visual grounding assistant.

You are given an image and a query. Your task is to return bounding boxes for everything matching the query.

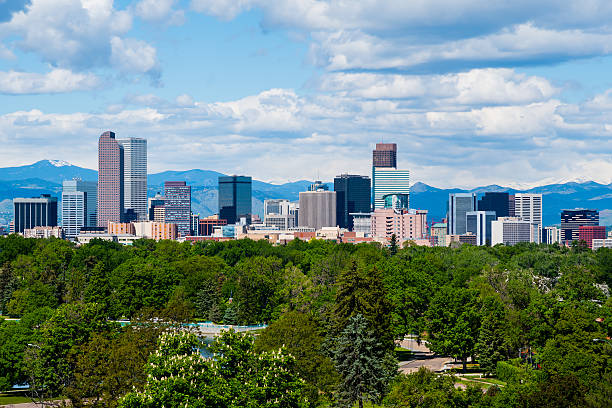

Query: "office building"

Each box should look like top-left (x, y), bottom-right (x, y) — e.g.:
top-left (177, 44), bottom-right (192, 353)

top-left (148, 193), bottom-right (165, 222)
top-left (264, 199), bottom-right (298, 230)
top-left (117, 138), bottom-right (147, 221)
top-left (23, 226), bottom-right (64, 239)
top-left (384, 193), bottom-right (409, 210)
top-left (199, 215), bottom-right (228, 236)
top-left (308, 181), bottom-right (328, 191)
top-left (164, 181), bottom-right (192, 237)
top-left (430, 222), bottom-right (447, 246)
top-left (97, 131), bottom-right (123, 227)
top-left (371, 208), bottom-right (427, 242)
top-left (491, 217), bottom-right (539, 246)
top-left (593, 239), bottom-right (612, 250)
top-left (466, 211), bottom-right (496, 246)
top-left (190, 213), bottom-right (200, 236)
top-left (350, 213), bottom-right (372, 236)
top-left (108, 221), bottom-right (136, 235)
top-left (459, 234), bottom-right (477, 246)
top-left (373, 168), bottom-right (410, 209)
top-left (134, 221), bottom-right (178, 241)
top-left (63, 179), bottom-right (97, 227)
top-left (299, 190), bottom-right (336, 230)
top-left (561, 209), bottom-right (599, 243)
top-left (447, 193), bottom-right (477, 235)
top-left (544, 226), bottom-right (562, 244)
top-left (334, 174), bottom-right (371, 230)
top-left (372, 143), bottom-right (397, 168)
top-left (578, 226), bottom-right (606, 249)
top-left (218, 176), bottom-right (252, 224)
top-left (478, 192), bottom-right (510, 218)
top-left (13, 194), bottom-right (58, 234)
top-left (508, 195), bottom-right (515, 217)
top-left (514, 193), bottom-right (542, 242)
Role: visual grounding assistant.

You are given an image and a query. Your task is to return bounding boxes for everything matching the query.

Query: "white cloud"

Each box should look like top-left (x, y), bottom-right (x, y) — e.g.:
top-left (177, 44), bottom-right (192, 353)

top-left (0, 68), bottom-right (100, 94)
top-left (110, 36), bottom-right (160, 76)
top-left (134, 0), bottom-right (185, 25)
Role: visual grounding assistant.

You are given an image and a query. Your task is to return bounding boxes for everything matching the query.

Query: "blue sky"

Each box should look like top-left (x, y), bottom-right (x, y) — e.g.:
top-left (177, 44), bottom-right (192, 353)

top-left (0, 0), bottom-right (611, 189)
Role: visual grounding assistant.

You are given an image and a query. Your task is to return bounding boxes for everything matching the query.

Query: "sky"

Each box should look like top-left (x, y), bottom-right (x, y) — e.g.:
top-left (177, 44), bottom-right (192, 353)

top-left (0, 0), bottom-right (612, 188)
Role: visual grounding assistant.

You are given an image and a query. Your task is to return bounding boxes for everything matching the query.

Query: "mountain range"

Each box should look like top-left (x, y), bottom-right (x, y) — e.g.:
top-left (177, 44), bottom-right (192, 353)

top-left (0, 160), bottom-right (610, 227)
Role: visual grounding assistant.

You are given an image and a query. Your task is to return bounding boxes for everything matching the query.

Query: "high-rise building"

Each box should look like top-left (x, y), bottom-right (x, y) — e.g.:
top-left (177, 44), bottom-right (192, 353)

top-left (63, 179), bottom-right (97, 227)
top-left (508, 195), bottom-right (516, 217)
top-left (148, 193), bottom-right (165, 222)
top-left (447, 193), bottom-right (477, 235)
top-left (13, 194), bottom-right (58, 234)
top-left (334, 174), bottom-right (371, 230)
top-left (372, 143), bottom-right (397, 168)
top-left (478, 192), bottom-right (510, 218)
top-left (117, 138), bottom-right (147, 221)
top-left (308, 181), bottom-right (328, 191)
top-left (97, 131), bottom-right (123, 227)
top-left (263, 199), bottom-right (298, 230)
top-left (544, 226), bottom-right (562, 244)
top-left (298, 190), bottom-right (336, 230)
top-left (383, 193), bottom-right (409, 210)
top-left (561, 209), bottom-right (599, 243)
top-left (491, 217), bottom-right (539, 246)
top-left (190, 213), bottom-right (200, 236)
top-left (466, 211), bottom-right (496, 246)
top-left (371, 208), bottom-right (427, 241)
top-left (350, 213), bottom-right (372, 236)
top-left (218, 176), bottom-right (252, 224)
top-left (514, 193), bottom-right (542, 226)
top-left (372, 168), bottom-right (410, 209)
top-left (164, 181), bottom-right (191, 237)
top-left (199, 215), bottom-right (228, 236)
top-left (62, 191), bottom-right (85, 240)
top-left (578, 225), bottom-right (606, 249)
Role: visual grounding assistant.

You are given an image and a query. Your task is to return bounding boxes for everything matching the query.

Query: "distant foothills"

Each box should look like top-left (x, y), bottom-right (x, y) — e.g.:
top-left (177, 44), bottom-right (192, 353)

top-left (0, 160), bottom-right (610, 227)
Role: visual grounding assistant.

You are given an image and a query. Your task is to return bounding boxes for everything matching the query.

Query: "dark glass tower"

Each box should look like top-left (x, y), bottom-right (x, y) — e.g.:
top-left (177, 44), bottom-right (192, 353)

top-left (218, 176), bottom-right (252, 224)
top-left (334, 174), bottom-right (371, 230)
top-left (561, 209), bottom-right (599, 243)
top-left (478, 192), bottom-right (509, 218)
top-left (13, 194), bottom-right (58, 233)
top-left (372, 143), bottom-right (397, 167)
top-left (164, 181), bottom-right (191, 237)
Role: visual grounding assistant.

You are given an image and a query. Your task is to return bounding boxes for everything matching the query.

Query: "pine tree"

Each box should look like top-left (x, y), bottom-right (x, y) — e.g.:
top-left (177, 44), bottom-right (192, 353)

top-left (389, 234), bottom-right (398, 256)
top-left (476, 297), bottom-right (507, 376)
top-left (333, 314), bottom-right (388, 408)
top-left (223, 301), bottom-right (239, 325)
top-left (194, 281), bottom-right (217, 319)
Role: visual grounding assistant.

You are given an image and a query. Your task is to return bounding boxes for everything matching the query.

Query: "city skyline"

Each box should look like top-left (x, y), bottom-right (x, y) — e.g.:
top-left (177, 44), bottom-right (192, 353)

top-left (1, 2), bottom-right (611, 189)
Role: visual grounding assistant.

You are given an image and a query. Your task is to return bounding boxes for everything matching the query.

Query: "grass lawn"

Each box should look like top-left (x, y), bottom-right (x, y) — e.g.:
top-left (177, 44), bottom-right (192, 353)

top-left (0, 393), bottom-right (32, 405)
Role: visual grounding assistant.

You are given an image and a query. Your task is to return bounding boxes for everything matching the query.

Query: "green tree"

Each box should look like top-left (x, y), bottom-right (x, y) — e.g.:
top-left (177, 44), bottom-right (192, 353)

top-left (389, 234), bottom-right (398, 256)
top-left (255, 311), bottom-right (339, 405)
top-left (425, 287), bottom-right (481, 371)
top-left (223, 301), bottom-right (239, 325)
top-left (476, 297), bottom-right (508, 376)
top-left (333, 314), bottom-right (394, 408)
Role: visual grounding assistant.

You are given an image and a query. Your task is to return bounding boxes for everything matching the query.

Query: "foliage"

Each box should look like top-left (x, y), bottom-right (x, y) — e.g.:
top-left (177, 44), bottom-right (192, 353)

top-left (119, 330), bottom-right (308, 408)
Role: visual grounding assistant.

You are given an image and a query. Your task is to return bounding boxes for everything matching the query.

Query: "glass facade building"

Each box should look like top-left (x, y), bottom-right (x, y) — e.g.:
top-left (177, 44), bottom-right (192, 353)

top-left (117, 138), bottom-right (147, 221)
top-left (164, 181), bottom-right (192, 237)
top-left (13, 194), bottom-right (58, 233)
top-left (334, 174), bottom-right (371, 230)
top-left (373, 168), bottom-right (410, 210)
top-left (218, 176), bottom-right (252, 225)
top-left (466, 211), bottom-right (496, 246)
top-left (561, 209), bottom-right (599, 243)
top-left (478, 192), bottom-right (509, 218)
top-left (97, 131), bottom-right (123, 227)
top-left (447, 193), bottom-right (477, 235)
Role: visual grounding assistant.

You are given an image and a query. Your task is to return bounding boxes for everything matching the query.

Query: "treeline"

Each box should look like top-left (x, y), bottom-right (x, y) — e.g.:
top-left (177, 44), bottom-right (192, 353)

top-left (0, 235), bottom-right (610, 407)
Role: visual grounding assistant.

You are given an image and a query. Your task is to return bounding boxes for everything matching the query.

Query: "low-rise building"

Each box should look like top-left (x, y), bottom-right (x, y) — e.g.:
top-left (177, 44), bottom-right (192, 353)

top-left (491, 217), bottom-right (539, 246)
top-left (592, 239), bottom-right (612, 250)
top-left (108, 221), bottom-right (135, 235)
top-left (371, 208), bottom-right (427, 241)
top-left (133, 221), bottom-right (178, 241)
top-left (22, 226), bottom-right (64, 239)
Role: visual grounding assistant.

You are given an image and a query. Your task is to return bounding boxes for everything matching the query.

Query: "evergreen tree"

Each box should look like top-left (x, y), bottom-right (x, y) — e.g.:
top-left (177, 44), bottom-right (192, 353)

top-left (223, 301), bottom-right (239, 325)
top-left (476, 297), bottom-right (507, 376)
top-left (389, 234), bottom-right (398, 256)
top-left (333, 314), bottom-right (390, 408)
top-left (194, 280), bottom-right (217, 319)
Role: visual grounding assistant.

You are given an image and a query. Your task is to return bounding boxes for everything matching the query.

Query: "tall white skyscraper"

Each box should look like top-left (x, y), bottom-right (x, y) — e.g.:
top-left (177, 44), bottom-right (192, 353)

top-left (117, 138), bottom-right (147, 221)
top-left (514, 193), bottom-right (542, 243)
top-left (62, 179), bottom-right (97, 239)
top-left (373, 168), bottom-right (410, 209)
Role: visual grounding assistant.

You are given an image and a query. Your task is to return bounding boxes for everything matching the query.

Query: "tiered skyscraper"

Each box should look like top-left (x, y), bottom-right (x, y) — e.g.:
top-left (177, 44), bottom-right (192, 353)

top-left (97, 131), bottom-right (147, 227)
top-left (371, 143), bottom-right (410, 209)
top-left (97, 131), bottom-right (123, 227)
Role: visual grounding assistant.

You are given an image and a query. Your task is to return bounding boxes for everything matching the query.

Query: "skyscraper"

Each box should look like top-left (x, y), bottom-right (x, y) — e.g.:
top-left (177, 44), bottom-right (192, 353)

top-left (466, 211), bottom-right (496, 246)
top-left (218, 176), bottom-right (252, 224)
top-left (13, 194), bottom-right (58, 233)
top-left (298, 190), bottom-right (336, 230)
top-left (491, 217), bottom-right (539, 246)
top-left (514, 193), bottom-right (542, 243)
top-left (164, 181), bottom-right (192, 237)
top-left (561, 208), bottom-right (599, 243)
top-left (372, 143), bottom-right (397, 168)
top-left (334, 174), bottom-right (371, 230)
top-left (373, 168), bottom-right (410, 209)
top-left (97, 131), bottom-right (123, 227)
top-left (117, 138), bottom-right (147, 221)
top-left (478, 192), bottom-right (509, 218)
top-left (62, 179), bottom-right (97, 240)
top-left (447, 193), bottom-right (477, 235)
